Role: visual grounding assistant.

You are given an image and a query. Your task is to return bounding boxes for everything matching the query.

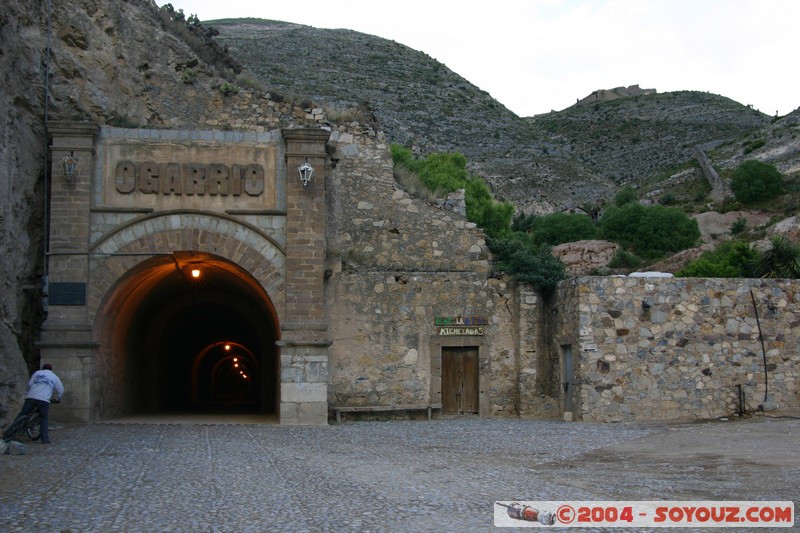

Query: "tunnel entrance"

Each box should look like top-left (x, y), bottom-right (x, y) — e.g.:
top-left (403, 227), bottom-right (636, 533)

top-left (94, 251), bottom-right (279, 419)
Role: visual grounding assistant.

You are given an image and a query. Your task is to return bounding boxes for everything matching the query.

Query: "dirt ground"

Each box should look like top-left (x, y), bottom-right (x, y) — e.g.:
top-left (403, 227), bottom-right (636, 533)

top-left (539, 414), bottom-right (800, 506)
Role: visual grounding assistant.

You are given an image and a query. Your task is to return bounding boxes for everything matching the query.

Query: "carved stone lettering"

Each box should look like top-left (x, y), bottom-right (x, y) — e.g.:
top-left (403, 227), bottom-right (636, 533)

top-left (161, 163), bottom-right (182, 195)
top-left (139, 162), bottom-right (159, 194)
top-left (243, 164), bottom-right (264, 196)
top-left (207, 164), bottom-right (230, 196)
top-left (183, 164), bottom-right (206, 196)
top-left (115, 161), bottom-right (136, 193)
top-left (112, 161), bottom-right (265, 197)
top-left (231, 165), bottom-right (243, 196)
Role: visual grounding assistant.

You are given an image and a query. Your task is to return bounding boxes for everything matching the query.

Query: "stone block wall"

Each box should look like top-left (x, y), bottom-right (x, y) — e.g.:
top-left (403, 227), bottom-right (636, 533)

top-left (328, 271), bottom-right (520, 415)
top-left (516, 288), bottom-right (557, 418)
top-left (324, 123), bottom-right (531, 416)
top-left (554, 276), bottom-right (800, 421)
top-left (278, 346), bottom-right (329, 425)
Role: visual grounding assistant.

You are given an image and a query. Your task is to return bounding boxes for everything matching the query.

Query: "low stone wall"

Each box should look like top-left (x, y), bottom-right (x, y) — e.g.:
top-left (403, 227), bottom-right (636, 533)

top-left (555, 276), bottom-right (800, 421)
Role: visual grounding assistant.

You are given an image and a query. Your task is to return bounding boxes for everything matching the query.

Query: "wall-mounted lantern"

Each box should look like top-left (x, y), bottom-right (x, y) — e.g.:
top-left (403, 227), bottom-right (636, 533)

top-left (641, 300), bottom-right (651, 312)
top-left (298, 157), bottom-right (314, 187)
top-left (61, 152), bottom-right (79, 182)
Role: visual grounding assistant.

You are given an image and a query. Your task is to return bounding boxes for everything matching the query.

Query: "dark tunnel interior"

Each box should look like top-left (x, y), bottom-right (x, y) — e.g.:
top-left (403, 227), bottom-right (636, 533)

top-left (95, 252), bottom-right (279, 419)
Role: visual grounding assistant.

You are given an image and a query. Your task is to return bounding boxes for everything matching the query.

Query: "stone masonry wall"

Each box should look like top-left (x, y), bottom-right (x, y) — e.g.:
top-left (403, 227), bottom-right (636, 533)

top-left (327, 271), bottom-right (518, 414)
top-left (555, 276), bottom-right (800, 421)
top-left (324, 124), bottom-right (527, 416)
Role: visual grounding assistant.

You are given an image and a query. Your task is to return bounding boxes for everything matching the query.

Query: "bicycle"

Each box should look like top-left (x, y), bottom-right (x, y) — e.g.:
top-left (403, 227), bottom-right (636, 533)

top-left (2, 400), bottom-right (58, 442)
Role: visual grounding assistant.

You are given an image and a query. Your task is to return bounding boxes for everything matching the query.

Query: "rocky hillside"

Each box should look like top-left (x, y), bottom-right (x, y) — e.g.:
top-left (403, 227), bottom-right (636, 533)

top-left (209, 18), bottom-right (797, 214)
top-left (209, 19), bottom-right (602, 214)
top-left (530, 91), bottom-right (770, 185)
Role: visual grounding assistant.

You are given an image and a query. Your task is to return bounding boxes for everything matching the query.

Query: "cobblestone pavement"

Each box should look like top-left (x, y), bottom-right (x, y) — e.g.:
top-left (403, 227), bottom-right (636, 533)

top-left (1, 415), bottom-right (798, 532)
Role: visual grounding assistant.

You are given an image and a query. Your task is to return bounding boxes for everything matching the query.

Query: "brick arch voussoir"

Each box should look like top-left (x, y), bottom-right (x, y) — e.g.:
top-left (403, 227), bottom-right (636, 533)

top-left (88, 218), bottom-right (285, 320)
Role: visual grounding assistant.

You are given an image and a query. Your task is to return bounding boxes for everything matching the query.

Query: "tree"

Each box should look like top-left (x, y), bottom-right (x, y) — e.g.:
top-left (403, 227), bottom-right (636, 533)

top-left (731, 160), bottom-right (783, 205)
top-left (527, 212), bottom-right (599, 246)
top-left (599, 203), bottom-right (700, 259)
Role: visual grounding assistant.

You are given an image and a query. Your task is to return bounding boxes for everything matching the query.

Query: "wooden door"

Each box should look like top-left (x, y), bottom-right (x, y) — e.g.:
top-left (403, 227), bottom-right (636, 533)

top-left (442, 346), bottom-right (479, 415)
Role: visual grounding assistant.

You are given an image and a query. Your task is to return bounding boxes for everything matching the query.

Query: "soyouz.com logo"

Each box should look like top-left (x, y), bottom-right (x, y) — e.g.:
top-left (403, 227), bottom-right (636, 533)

top-left (494, 501), bottom-right (795, 528)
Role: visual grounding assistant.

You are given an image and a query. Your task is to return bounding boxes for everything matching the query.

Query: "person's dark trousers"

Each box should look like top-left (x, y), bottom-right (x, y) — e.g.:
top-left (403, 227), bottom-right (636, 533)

top-left (36, 400), bottom-right (51, 442)
top-left (2, 399), bottom-right (49, 441)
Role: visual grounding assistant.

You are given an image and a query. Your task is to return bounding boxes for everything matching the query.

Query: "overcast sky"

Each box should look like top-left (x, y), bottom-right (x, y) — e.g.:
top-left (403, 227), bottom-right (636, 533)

top-left (160, 0), bottom-right (799, 117)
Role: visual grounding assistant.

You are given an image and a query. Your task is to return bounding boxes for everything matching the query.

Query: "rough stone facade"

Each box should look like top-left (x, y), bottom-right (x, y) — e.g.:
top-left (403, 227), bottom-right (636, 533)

top-left (552, 276), bottom-right (800, 421)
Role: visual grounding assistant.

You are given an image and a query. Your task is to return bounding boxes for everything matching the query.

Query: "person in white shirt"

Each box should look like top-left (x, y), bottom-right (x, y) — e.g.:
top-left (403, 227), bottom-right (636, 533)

top-left (3, 363), bottom-right (64, 444)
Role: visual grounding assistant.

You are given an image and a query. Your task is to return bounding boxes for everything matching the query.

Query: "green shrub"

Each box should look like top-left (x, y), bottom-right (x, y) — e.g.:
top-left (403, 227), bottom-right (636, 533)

top-left (390, 144), bottom-right (415, 168)
top-left (743, 139), bottom-right (766, 154)
top-left (526, 212), bottom-right (599, 246)
top-left (219, 82), bottom-right (239, 96)
top-left (613, 186), bottom-right (638, 206)
top-left (512, 212), bottom-right (532, 233)
top-left (675, 241), bottom-right (758, 278)
top-left (730, 217), bottom-right (748, 235)
top-left (181, 68), bottom-right (198, 84)
top-left (390, 144), bottom-right (513, 238)
top-left (607, 250), bottom-right (642, 269)
top-left (487, 235), bottom-right (566, 294)
top-left (599, 203), bottom-right (700, 259)
top-left (465, 178), bottom-right (513, 238)
top-left (658, 193), bottom-right (676, 205)
top-left (393, 165), bottom-right (447, 202)
top-left (731, 160), bottom-right (783, 205)
top-left (417, 152), bottom-right (469, 192)
top-left (754, 235), bottom-right (800, 278)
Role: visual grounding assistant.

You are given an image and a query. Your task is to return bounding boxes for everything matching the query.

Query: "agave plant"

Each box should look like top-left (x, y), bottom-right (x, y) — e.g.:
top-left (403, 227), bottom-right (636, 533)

top-left (754, 235), bottom-right (800, 279)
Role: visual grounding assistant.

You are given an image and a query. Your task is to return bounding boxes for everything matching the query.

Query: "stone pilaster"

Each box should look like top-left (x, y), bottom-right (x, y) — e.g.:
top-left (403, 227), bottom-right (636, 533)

top-left (39, 121), bottom-right (99, 422)
top-left (280, 128), bottom-right (331, 424)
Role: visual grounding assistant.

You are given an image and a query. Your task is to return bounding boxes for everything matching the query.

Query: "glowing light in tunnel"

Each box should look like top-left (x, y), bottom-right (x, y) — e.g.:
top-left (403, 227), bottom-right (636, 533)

top-left (191, 268), bottom-right (201, 278)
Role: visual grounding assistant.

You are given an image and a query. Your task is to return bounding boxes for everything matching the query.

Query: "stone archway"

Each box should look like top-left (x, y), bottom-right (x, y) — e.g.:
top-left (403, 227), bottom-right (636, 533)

top-left (84, 211), bottom-right (284, 420)
top-left (92, 250), bottom-right (279, 420)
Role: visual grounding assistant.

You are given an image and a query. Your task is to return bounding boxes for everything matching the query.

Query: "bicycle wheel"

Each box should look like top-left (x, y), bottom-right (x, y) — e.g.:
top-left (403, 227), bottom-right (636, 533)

top-left (3, 414), bottom-right (30, 441)
top-left (26, 412), bottom-right (42, 441)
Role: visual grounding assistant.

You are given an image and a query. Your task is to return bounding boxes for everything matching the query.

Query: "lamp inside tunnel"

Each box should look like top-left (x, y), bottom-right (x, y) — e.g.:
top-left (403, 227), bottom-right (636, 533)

top-left (191, 341), bottom-right (262, 409)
